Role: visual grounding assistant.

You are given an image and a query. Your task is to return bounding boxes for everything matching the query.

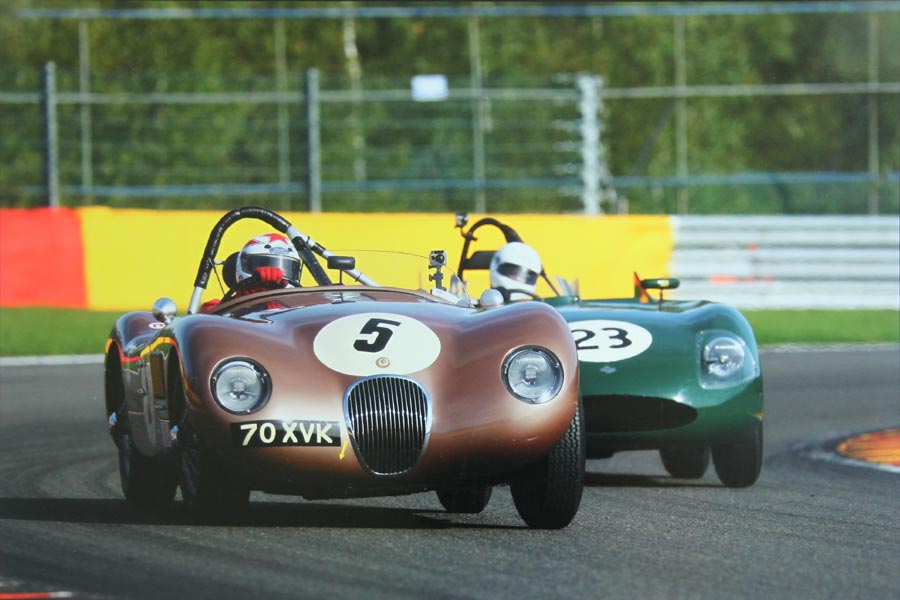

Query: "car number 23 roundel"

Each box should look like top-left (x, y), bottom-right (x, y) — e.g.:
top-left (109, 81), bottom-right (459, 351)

top-left (313, 312), bottom-right (442, 376)
top-left (567, 319), bottom-right (653, 363)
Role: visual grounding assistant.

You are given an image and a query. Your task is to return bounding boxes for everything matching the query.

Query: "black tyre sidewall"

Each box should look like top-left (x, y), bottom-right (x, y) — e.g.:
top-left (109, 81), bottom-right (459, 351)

top-left (118, 428), bottom-right (178, 508)
top-left (436, 484), bottom-right (492, 514)
top-left (177, 418), bottom-right (249, 520)
top-left (511, 400), bottom-right (585, 529)
top-left (712, 421), bottom-right (763, 488)
top-left (660, 446), bottom-right (710, 479)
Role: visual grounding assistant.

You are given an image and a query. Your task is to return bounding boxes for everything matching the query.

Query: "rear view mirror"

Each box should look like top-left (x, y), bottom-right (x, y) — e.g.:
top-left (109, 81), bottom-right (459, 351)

top-left (641, 278), bottom-right (680, 290)
top-left (152, 297), bottom-right (177, 324)
top-left (640, 278), bottom-right (680, 310)
top-left (327, 256), bottom-right (356, 271)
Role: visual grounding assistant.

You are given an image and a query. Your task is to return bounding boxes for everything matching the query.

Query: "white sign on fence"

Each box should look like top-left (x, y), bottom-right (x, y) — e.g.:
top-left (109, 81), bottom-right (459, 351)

top-left (411, 74), bottom-right (448, 102)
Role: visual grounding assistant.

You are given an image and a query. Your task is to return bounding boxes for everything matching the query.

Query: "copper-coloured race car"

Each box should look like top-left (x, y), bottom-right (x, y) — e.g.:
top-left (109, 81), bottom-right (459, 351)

top-left (104, 207), bottom-right (583, 528)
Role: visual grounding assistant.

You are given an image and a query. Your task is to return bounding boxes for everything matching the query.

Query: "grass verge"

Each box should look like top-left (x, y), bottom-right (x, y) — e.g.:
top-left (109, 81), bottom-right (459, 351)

top-left (1, 307), bottom-right (898, 357)
top-left (1, 308), bottom-right (122, 356)
top-left (742, 310), bottom-right (899, 345)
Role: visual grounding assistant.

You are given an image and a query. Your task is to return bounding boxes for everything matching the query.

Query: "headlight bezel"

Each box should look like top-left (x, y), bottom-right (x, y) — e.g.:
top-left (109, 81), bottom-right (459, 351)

top-left (210, 358), bottom-right (272, 414)
top-left (697, 330), bottom-right (758, 390)
top-left (502, 345), bottom-right (564, 404)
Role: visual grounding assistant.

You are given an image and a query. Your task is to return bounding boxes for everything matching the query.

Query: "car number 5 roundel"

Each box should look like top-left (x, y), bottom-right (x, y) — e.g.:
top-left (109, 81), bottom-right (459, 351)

top-left (313, 312), bottom-right (442, 376)
top-left (567, 319), bottom-right (653, 363)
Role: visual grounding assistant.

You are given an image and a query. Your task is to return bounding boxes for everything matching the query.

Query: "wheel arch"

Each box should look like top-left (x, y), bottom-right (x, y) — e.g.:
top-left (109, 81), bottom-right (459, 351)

top-left (104, 343), bottom-right (124, 419)
top-left (166, 347), bottom-right (188, 428)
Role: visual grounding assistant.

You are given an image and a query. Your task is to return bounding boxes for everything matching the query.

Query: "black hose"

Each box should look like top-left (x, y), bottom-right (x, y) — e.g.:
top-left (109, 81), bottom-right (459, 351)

top-left (192, 206), bottom-right (293, 289)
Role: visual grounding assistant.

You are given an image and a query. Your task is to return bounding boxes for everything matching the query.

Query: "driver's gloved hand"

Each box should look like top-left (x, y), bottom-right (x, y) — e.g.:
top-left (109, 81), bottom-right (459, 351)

top-left (199, 298), bottom-right (221, 313)
top-left (254, 266), bottom-right (285, 286)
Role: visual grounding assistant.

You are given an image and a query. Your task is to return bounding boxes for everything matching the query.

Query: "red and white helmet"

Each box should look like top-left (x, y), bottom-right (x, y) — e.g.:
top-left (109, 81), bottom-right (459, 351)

top-left (236, 232), bottom-right (302, 285)
top-left (489, 241), bottom-right (541, 299)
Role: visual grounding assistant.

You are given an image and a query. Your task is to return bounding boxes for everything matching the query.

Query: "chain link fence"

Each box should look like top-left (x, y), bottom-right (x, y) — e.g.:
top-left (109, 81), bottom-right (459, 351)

top-left (3, 68), bottom-right (619, 213)
top-left (1, 2), bottom-right (898, 214)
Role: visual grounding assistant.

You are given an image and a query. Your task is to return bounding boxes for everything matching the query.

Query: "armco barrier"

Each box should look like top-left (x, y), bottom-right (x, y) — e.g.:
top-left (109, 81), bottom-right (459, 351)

top-left (669, 216), bottom-right (900, 309)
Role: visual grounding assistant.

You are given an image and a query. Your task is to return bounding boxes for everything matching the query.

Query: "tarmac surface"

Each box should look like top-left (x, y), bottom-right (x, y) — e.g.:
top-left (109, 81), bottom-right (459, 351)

top-left (0, 346), bottom-right (898, 599)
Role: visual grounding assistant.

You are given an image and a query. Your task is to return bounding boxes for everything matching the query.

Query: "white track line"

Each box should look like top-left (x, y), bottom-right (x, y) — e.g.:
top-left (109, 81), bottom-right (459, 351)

top-left (0, 354), bottom-right (104, 367)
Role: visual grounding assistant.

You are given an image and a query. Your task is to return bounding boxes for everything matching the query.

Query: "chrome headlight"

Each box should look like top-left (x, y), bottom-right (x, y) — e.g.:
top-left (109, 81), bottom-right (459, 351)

top-left (211, 359), bottom-right (271, 414)
top-left (698, 331), bottom-right (758, 389)
top-left (502, 346), bottom-right (563, 404)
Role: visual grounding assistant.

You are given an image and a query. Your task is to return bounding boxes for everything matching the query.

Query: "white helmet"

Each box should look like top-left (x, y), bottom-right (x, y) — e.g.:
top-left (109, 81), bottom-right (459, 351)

top-left (489, 242), bottom-right (541, 299)
top-left (236, 232), bottom-right (302, 285)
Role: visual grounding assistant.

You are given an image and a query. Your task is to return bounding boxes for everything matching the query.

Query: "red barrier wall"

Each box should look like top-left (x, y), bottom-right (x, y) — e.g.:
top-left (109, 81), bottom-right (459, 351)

top-left (0, 208), bottom-right (86, 308)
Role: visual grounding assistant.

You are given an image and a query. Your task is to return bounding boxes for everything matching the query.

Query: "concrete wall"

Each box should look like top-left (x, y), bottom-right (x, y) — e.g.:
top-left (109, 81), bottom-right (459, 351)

top-left (0, 208), bottom-right (672, 311)
top-left (1, 208), bottom-right (895, 311)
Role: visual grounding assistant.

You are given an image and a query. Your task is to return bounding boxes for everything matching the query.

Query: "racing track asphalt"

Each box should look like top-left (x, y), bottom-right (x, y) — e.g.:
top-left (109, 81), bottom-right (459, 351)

top-left (0, 348), bottom-right (898, 600)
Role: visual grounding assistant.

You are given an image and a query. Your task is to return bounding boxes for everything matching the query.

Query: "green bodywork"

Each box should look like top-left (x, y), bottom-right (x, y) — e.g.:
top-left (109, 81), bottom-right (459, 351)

top-left (451, 213), bottom-right (764, 470)
top-left (545, 295), bottom-right (764, 459)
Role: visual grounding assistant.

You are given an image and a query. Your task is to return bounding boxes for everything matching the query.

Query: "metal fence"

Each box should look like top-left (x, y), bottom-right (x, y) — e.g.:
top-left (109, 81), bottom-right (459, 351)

top-left (4, 68), bottom-right (618, 214)
top-left (669, 215), bottom-right (900, 309)
top-left (1, 1), bottom-right (899, 214)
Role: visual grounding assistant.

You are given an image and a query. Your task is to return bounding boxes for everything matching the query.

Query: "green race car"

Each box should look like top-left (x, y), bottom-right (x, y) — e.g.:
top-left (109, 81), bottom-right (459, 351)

top-left (454, 214), bottom-right (763, 487)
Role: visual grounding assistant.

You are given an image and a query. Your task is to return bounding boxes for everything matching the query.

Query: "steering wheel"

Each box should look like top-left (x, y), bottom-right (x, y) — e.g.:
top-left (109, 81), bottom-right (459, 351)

top-left (220, 274), bottom-right (288, 303)
top-left (497, 287), bottom-right (543, 303)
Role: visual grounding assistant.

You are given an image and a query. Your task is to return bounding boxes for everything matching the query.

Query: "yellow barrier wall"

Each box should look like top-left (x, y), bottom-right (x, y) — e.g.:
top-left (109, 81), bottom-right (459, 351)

top-left (79, 207), bottom-right (673, 311)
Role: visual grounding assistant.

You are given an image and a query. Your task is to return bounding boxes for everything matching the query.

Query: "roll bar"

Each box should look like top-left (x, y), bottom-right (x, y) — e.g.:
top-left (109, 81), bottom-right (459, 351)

top-left (188, 206), bottom-right (378, 314)
top-left (454, 214), bottom-right (560, 297)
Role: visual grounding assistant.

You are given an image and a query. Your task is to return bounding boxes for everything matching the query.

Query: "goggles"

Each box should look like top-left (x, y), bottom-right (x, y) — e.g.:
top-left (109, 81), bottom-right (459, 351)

top-left (497, 262), bottom-right (539, 286)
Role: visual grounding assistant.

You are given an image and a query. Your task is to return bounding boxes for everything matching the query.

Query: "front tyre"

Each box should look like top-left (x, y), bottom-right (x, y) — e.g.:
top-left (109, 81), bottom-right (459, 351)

top-left (436, 484), bottom-right (492, 514)
top-left (177, 419), bottom-right (250, 522)
top-left (510, 401), bottom-right (585, 529)
top-left (712, 421), bottom-right (763, 488)
top-left (660, 446), bottom-right (710, 479)
top-left (170, 371), bottom-right (249, 521)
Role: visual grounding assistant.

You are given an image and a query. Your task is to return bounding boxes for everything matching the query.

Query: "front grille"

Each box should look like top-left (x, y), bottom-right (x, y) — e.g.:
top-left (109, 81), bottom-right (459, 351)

top-left (344, 376), bottom-right (431, 475)
top-left (583, 395), bottom-right (698, 433)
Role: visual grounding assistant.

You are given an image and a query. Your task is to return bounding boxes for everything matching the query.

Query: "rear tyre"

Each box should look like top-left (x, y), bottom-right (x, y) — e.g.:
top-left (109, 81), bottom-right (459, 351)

top-left (712, 421), bottom-right (763, 488)
top-left (109, 364), bottom-right (177, 509)
top-left (510, 401), bottom-right (585, 529)
top-left (436, 484), bottom-right (492, 514)
top-left (660, 446), bottom-right (710, 479)
top-left (117, 426), bottom-right (178, 509)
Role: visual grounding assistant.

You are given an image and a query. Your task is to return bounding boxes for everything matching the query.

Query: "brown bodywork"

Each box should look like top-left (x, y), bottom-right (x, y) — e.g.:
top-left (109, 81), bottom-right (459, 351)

top-left (107, 285), bottom-right (579, 499)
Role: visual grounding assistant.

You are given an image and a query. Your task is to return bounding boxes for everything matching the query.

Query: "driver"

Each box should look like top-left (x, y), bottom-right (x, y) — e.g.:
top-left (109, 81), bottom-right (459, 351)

top-left (489, 241), bottom-right (542, 301)
top-left (200, 232), bottom-right (302, 313)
